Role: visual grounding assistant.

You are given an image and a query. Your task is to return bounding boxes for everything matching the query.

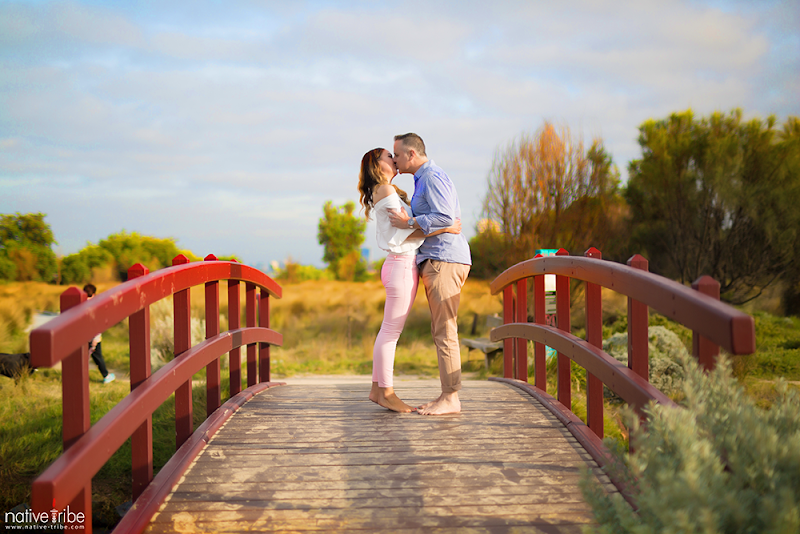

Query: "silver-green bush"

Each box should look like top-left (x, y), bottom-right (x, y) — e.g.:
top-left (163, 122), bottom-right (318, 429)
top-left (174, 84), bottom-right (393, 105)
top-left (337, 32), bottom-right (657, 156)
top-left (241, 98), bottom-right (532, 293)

top-left (603, 326), bottom-right (687, 399)
top-left (580, 352), bottom-right (800, 533)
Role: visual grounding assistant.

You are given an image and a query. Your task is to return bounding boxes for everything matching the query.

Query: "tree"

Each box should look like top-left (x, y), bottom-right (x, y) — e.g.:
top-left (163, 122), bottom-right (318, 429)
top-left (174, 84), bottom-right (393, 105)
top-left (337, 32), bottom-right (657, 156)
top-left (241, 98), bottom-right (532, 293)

top-left (317, 201), bottom-right (367, 281)
top-left (476, 122), bottom-right (628, 278)
top-left (0, 213), bottom-right (58, 282)
top-left (60, 231), bottom-right (195, 284)
top-left (626, 110), bottom-right (800, 304)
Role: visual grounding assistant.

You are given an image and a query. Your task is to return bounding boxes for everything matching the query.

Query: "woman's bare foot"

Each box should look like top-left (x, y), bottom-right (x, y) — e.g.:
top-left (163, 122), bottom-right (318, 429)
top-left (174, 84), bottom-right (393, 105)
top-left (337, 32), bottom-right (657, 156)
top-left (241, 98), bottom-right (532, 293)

top-left (418, 391), bottom-right (461, 415)
top-left (369, 382), bottom-right (380, 404)
top-left (373, 385), bottom-right (416, 413)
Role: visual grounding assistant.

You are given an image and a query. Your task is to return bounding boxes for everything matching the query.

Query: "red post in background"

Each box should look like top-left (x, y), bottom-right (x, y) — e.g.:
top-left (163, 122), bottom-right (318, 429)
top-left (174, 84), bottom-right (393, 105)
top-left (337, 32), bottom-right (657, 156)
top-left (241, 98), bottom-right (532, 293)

top-left (627, 255), bottom-right (649, 381)
top-left (259, 290), bottom-right (270, 383)
top-left (228, 269), bottom-right (242, 396)
top-left (60, 287), bottom-right (91, 530)
top-left (127, 263), bottom-right (152, 501)
top-left (172, 254), bottom-right (193, 450)
top-left (584, 248), bottom-right (604, 438)
top-left (502, 285), bottom-right (515, 379)
top-left (204, 254), bottom-right (221, 417)
top-left (245, 282), bottom-right (257, 387)
top-left (692, 275), bottom-right (721, 371)
top-left (533, 254), bottom-right (546, 391)
top-left (515, 278), bottom-right (528, 382)
top-left (555, 248), bottom-right (571, 410)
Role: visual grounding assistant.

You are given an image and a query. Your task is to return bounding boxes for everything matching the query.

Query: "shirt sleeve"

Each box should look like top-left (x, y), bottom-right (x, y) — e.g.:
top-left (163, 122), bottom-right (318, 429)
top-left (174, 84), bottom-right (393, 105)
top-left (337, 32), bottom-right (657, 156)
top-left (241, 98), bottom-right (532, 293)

top-left (382, 196), bottom-right (420, 247)
top-left (414, 173), bottom-right (455, 235)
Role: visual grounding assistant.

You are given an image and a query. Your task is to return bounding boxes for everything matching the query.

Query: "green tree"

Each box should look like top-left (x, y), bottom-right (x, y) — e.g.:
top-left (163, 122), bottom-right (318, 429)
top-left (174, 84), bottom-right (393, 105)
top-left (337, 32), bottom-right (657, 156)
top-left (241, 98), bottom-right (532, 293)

top-left (0, 213), bottom-right (58, 282)
top-left (626, 110), bottom-right (800, 304)
top-left (317, 201), bottom-right (367, 281)
top-left (60, 231), bottom-right (196, 284)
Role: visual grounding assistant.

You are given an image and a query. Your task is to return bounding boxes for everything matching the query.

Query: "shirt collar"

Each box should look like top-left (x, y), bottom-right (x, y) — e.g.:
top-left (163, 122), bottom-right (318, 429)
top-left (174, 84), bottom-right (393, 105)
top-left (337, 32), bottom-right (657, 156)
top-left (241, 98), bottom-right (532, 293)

top-left (413, 160), bottom-right (434, 182)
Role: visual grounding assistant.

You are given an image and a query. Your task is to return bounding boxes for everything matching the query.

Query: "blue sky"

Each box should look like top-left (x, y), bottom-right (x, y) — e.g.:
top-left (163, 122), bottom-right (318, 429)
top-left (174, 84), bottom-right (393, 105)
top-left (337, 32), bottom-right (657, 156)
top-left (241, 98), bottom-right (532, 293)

top-left (1, 0), bottom-right (798, 269)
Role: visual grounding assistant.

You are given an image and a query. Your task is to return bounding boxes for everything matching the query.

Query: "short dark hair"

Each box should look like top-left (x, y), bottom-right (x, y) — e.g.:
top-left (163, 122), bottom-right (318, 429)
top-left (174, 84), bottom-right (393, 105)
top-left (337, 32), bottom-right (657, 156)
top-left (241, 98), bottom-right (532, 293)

top-left (394, 133), bottom-right (426, 157)
top-left (83, 284), bottom-right (97, 297)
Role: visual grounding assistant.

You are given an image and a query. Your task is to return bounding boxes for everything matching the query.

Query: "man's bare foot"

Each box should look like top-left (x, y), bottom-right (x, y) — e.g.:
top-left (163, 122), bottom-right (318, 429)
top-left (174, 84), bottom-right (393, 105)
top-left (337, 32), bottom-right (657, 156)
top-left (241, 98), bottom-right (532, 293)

top-left (417, 392), bottom-right (444, 411)
top-left (373, 385), bottom-right (416, 413)
top-left (418, 391), bottom-right (461, 415)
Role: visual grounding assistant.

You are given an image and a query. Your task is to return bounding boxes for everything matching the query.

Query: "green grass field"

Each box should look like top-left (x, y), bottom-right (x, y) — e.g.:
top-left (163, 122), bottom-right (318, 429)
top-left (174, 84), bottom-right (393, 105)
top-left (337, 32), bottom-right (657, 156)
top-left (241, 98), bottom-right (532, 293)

top-left (1, 278), bottom-right (797, 528)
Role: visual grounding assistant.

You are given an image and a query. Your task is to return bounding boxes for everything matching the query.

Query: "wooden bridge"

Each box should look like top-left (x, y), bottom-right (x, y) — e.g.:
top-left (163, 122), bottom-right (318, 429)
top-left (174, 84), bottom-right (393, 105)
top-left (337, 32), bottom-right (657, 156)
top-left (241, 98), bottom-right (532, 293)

top-left (27, 249), bottom-right (756, 533)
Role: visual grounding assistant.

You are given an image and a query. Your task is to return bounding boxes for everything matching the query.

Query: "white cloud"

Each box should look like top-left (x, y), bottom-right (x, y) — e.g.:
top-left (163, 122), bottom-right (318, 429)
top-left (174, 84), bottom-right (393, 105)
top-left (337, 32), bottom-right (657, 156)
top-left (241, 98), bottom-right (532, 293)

top-left (0, 0), bottom-right (797, 267)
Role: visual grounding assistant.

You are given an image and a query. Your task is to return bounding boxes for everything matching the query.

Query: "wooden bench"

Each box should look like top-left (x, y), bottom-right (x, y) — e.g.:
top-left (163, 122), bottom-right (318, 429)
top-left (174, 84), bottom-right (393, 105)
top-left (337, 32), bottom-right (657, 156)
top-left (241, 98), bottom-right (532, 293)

top-left (461, 314), bottom-right (503, 369)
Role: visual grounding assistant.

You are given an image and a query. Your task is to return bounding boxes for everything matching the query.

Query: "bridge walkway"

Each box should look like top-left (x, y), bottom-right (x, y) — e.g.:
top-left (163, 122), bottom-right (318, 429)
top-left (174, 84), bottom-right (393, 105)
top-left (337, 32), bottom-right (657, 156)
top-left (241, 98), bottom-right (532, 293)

top-left (145, 379), bottom-right (617, 533)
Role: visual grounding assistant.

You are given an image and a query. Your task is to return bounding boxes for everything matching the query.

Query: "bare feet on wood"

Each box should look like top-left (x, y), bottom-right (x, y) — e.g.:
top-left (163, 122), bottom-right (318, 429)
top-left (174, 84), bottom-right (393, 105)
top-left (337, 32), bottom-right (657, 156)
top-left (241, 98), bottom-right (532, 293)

top-left (369, 382), bottom-right (416, 413)
top-left (418, 391), bottom-right (461, 415)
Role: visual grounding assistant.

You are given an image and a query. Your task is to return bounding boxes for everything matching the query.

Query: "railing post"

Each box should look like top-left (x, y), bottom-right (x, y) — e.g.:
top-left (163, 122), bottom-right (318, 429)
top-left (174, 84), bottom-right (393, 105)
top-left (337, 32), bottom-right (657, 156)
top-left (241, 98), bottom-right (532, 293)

top-left (555, 248), bottom-right (571, 409)
top-left (60, 287), bottom-right (91, 531)
top-left (692, 275), bottom-right (721, 371)
top-left (584, 248), bottom-right (604, 438)
top-left (246, 282), bottom-right (257, 387)
top-left (627, 255), bottom-right (650, 381)
top-left (502, 285), bottom-right (515, 378)
top-left (204, 254), bottom-right (221, 416)
top-left (228, 263), bottom-right (241, 396)
top-left (259, 290), bottom-right (270, 383)
top-left (515, 277), bottom-right (528, 382)
top-left (533, 254), bottom-right (546, 391)
top-left (172, 254), bottom-right (193, 450)
top-left (127, 263), bottom-right (152, 502)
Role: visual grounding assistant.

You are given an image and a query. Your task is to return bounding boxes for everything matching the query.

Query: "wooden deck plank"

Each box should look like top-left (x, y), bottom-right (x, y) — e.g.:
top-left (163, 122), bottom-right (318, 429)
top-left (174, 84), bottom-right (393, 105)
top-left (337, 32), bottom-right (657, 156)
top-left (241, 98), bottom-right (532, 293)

top-left (145, 380), bottom-right (609, 533)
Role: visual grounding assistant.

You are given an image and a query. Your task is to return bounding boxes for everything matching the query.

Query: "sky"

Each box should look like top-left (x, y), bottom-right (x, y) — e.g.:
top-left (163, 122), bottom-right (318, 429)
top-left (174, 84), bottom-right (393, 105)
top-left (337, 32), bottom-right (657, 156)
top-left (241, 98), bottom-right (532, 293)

top-left (1, 0), bottom-right (798, 270)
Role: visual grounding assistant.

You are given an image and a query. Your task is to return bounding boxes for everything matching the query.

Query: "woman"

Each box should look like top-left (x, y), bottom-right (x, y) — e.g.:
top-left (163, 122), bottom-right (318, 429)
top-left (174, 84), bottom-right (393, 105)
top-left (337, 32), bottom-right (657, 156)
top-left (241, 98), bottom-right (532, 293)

top-left (358, 147), bottom-right (461, 413)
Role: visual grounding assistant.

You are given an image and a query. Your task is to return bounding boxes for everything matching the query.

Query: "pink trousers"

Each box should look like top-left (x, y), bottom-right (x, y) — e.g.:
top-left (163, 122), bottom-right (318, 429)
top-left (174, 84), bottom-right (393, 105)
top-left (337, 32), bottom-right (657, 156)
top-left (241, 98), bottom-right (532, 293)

top-left (373, 254), bottom-right (419, 388)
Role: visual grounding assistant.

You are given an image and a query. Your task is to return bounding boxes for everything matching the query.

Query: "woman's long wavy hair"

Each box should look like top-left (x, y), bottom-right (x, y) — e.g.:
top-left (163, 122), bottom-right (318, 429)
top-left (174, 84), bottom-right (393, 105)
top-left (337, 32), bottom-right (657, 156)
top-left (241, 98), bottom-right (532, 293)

top-left (358, 148), bottom-right (409, 220)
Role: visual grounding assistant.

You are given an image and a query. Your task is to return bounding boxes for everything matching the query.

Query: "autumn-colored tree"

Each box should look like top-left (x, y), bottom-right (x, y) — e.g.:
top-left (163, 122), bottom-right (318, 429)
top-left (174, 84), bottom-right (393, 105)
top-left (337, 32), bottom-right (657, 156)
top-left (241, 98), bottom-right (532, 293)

top-left (626, 110), bottom-right (800, 304)
top-left (317, 201), bottom-right (367, 281)
top-left (475, 122), bottom-right (627, 277)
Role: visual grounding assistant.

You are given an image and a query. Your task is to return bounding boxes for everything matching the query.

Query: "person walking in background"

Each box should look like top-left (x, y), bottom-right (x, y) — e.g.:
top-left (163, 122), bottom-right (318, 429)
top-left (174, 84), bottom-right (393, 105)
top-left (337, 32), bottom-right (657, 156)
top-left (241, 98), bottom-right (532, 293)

top-left (83, 284), bottom-right (115, 384)
top-left (358, 147), bottom-right (461, 413)
top-left (389, 133), bottom-right (471, 415)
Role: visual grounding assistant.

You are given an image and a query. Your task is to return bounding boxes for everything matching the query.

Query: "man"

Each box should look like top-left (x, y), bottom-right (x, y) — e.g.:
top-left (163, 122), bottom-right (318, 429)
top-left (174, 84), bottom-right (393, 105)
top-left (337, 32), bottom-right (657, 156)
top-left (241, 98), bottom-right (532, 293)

top-left (389, 133), bottom-right (471, 415)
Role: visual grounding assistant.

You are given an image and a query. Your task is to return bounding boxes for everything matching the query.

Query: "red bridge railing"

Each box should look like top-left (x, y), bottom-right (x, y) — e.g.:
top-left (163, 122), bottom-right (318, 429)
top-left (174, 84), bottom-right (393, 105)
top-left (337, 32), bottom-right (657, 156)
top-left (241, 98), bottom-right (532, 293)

top-left (28, 255), bottom-right (283, 533)
top-left (488, 248), bottom-right (756, 498)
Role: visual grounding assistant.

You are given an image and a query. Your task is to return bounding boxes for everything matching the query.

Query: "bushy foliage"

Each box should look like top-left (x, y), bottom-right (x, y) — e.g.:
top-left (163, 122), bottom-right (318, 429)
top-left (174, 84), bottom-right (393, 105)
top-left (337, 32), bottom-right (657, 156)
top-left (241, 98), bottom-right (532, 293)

top-left (60, 231), bottom-right (196, 284)
top-left (627, 110), bottom-right (800, 304)
top-left (602, 326), bottom-right (688, 399)
top-left (317, 201), bottom-right (368, 281)
top-left (0, 213), bottom-right (58, 282)
top-left (275, 259), bottom-right (335, 284)
top-left (581, 352), bottom-right (800, 533)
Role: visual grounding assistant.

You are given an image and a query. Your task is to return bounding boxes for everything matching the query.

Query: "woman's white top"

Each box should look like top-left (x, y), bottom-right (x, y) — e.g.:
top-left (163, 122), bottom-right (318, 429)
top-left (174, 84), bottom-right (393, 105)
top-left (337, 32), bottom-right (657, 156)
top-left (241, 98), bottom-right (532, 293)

top-left (374, 193), bottom-right (424, 256)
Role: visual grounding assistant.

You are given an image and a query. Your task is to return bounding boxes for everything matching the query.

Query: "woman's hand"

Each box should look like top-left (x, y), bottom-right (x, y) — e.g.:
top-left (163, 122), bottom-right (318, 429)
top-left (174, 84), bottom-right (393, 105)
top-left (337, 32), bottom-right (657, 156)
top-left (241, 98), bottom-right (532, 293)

top-left (446, 219), bottom-right (462, 234)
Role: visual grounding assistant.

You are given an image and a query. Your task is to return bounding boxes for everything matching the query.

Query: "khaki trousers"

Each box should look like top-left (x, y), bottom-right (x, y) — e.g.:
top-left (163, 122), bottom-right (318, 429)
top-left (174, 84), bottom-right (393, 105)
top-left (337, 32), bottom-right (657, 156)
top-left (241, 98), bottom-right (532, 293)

top-left (420, 260), bottom-right (471, 393)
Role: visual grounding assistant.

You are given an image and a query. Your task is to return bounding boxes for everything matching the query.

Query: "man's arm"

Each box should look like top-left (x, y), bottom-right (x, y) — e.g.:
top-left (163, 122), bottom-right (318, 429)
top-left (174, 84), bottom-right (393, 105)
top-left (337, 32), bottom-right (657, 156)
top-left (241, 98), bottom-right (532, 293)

top-left (388, 173), bottom-right (456, 232)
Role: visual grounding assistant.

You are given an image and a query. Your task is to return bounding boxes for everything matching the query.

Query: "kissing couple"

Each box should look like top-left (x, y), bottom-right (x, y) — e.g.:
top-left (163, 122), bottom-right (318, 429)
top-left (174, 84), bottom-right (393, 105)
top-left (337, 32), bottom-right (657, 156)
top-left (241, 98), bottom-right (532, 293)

top-left (357, 133), bottom-right (471, 415)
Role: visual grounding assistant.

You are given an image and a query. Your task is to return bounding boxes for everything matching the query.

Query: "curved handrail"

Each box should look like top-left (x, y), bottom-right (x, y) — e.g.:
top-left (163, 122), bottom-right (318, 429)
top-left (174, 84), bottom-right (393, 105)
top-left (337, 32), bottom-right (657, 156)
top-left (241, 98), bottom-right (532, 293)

top-left (489, 255), bottom-right (755, 355)
top-left (30, 327), bottom-right (282, 512)
top-left (30, 261), bottom-right (281, 367)
top-left (491, 323), bottom-right (676, 411)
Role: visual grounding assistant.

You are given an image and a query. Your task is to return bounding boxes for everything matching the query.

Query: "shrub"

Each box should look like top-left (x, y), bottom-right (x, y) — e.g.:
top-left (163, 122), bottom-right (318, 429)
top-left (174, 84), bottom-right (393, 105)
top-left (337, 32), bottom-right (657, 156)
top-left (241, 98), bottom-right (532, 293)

top-left (581, 352), bottom-right (800, 533)
top-left (602, 326), bottom-right (687, 399)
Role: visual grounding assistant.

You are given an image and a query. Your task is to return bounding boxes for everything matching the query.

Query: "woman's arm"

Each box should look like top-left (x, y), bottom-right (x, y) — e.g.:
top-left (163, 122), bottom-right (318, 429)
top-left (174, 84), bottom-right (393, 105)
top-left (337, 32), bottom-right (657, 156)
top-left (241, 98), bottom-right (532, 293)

top-left (408, 218), bottom-right (461, 238)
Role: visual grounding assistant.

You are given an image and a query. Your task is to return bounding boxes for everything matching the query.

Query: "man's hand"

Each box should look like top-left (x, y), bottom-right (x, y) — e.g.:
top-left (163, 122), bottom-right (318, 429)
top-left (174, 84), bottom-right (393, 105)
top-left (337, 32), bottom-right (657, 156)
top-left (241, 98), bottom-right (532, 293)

top-left (388, 206), bottom-right (411, 229)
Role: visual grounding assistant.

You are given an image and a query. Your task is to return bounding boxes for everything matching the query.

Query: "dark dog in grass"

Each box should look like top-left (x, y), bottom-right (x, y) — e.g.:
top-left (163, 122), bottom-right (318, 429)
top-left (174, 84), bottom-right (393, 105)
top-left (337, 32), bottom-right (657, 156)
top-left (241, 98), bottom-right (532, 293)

top-left (0, 352), bottom-right (35, 379)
